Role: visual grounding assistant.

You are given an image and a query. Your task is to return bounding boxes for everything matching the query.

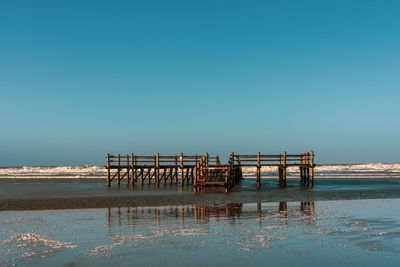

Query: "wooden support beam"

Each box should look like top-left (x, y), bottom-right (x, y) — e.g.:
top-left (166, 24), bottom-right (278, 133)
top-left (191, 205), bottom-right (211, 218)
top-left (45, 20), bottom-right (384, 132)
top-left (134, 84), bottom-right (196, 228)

top-left (299, 166), bottom-right (303, 185)
top-left (194, 155), bottom-right (197, 182)
top-left (194, 162), bottom-right (198, 187)
top-left (117, 154), bottom-right (121, 185)
top-left (281, 152), bottom-right (287, 187)
top-left (126, 154), bottom-right (130, 184)
top-left (107, 153), bottom-right (110, 186)
top-left (169, 168), bottom-right (174, 184)
top-left (257, 152), bottom-right (261, 188)
top-left (144, 168), bottom-right (150, 185)
top-left (160, 168), bottom-right (165, 185)
top-left (279, 202), bottom-right (287, 212)
top-left (156, 153), bottom-right (160, 186)
top-left (180, 153), bottom-right (184, 187)
top-left (175, 155), bottom-right (178, 184)
top-left (300, 153), bottom-right (304, 185)
top-left (131, 153), bottom-right (135, 186)
top-left (310, 151), bottom-right (315, 186)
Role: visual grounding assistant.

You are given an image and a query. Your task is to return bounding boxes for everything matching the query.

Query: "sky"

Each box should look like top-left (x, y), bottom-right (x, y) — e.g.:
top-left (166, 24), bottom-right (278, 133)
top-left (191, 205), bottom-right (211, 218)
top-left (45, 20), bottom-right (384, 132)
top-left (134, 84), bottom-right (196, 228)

top-left (1, 0), bottom-right (399, 165)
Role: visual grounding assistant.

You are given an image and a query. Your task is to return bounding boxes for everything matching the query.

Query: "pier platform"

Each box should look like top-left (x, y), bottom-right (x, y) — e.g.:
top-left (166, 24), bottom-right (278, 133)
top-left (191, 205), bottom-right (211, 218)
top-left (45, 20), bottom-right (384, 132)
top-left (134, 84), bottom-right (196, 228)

top-left (105, 151), bottom-right (315, 189)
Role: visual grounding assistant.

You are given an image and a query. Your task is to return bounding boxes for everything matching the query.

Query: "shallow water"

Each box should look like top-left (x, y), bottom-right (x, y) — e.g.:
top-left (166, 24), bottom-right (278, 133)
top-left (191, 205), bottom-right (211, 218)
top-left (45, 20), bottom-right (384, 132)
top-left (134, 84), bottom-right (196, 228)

top-left (1, 199), bottom-right (400, 266)
top-left (2, 178), bottom-right (400, 210)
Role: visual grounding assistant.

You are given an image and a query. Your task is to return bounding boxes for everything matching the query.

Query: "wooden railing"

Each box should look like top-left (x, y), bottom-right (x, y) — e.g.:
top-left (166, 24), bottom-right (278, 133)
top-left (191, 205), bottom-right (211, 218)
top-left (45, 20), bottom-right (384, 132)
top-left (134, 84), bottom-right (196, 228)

top-left (235, 151), bottom-right (315, 186)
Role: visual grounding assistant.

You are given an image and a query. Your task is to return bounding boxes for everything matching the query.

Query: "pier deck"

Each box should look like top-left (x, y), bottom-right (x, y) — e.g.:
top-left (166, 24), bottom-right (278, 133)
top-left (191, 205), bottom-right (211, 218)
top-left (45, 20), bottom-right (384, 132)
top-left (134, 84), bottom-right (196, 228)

top-left (106, 151), bottom-right (315, 189)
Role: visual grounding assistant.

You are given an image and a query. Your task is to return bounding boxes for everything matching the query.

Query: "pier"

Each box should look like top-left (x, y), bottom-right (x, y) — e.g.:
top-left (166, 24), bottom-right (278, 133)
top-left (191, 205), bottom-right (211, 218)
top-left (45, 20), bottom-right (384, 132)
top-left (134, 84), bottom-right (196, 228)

top-left (106, 151), bottom-right (315, 189)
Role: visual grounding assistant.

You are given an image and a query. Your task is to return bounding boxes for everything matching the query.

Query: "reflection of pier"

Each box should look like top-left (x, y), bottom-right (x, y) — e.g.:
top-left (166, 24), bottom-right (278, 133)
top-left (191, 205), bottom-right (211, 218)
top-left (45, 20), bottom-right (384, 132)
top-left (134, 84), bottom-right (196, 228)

top-left (106, 202), bottom-right (315, 229)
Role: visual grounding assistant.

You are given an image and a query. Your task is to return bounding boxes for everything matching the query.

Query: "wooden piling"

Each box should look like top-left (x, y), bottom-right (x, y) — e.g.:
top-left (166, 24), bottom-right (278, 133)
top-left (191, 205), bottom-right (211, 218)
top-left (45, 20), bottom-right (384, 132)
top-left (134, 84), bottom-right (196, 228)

top-left (180, 153), bottom-right (184, 187)
top-left (306, 152), bottom-right (310, 185)
top-left (194, 162), bottom-right (198, 187)
top-left (257, 152), bottom-right (261, 188)
top-left (131, 153), bottom-right (135, 185)
top-left (155, 153), bottom-right (160, 186)
top-left (279, 202), bottom-right (287, 212)
top-left (117, 154), bottom-right (120, 185)
top-left (174, 155), bottom-right (178, 183)
top-left (310, 151), bottom-right (314, 185)
top-left (148, 167), bottom-right (152, 185)
top-left (106, 153), bottom-right (110, 186)
top-left (282, 152), bottom-right (287, 186)
top-left (126, 154), bottom-right (130, 184)
top-left (299, 153), bottom-right (304, 185)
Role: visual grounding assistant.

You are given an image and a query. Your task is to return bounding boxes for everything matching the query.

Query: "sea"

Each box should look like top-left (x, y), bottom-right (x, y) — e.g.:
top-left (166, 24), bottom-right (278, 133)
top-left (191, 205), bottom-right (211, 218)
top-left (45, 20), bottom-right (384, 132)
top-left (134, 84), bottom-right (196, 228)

top-left (1, 163), bottom-right (400, 266)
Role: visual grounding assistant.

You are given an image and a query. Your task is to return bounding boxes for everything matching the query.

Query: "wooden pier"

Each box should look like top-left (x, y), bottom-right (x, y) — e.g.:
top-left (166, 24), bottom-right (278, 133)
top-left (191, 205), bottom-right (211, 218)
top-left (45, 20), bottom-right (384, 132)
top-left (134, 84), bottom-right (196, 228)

top-left (105, 151), bottom-right (315, 189)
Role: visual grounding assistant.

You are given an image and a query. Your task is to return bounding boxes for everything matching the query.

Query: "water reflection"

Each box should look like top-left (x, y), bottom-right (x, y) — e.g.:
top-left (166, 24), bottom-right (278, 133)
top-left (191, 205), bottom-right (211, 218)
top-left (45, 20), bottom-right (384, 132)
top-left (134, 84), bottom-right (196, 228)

top-left (106, 201), bottom-right (315, 229)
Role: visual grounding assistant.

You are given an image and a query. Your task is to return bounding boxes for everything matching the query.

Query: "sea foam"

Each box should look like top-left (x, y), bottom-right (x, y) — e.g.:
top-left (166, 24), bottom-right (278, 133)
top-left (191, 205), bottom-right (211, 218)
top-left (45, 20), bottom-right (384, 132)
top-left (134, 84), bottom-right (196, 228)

top-left (0, 163), bottom-right (399, 179)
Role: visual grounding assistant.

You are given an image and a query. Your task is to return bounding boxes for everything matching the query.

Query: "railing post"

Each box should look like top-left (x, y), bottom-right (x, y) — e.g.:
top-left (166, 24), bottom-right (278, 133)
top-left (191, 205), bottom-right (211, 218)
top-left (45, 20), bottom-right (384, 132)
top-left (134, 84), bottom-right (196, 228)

top-left (282, 152), bottom-right (287, 186)
top-left (232, 152), bottom-right (235, 187)
top-left (180, 153), bottom-right (184, 187)
top-left (205, 152), bottom-right (209, 167)
top-left (225, 166), bottom-right (228, 187)
top-left (299, 153), bottom-right (303, 185)
top-left (193, 155), bottom-right (197, 184)
top-left (131, 153), bottom-right (137, 185)
top-left (310, 151), bottom-right (314, 186)
top-left (126, 154), bottom-right (130, 184)
top-left (201, 156), bottom-right (205, 181)
top-left (131, 153), bottom-right (134, 186)
top-left (257, 152), bottom-right (261, 188)
top-left (175, 155), bottom-right (178, 184)
top-left (236, 155), bottom-right (241, 166)
top-left (106, 153), bottom-right (110, 186)
top-left (194, 162), bottom-right (198, 187)
top-left (156, 153), bottom-right (160, 186)
top-left (117, 154), bottom-right (120, 185)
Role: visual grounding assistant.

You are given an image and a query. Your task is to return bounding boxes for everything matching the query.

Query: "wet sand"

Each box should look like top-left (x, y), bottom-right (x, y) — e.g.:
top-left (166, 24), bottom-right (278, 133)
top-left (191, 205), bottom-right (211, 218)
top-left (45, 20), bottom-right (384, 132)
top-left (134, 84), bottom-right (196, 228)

top-left (1, 199), bottom-right (400, 266)
top-left (1, 178), bottom-right (400, 210)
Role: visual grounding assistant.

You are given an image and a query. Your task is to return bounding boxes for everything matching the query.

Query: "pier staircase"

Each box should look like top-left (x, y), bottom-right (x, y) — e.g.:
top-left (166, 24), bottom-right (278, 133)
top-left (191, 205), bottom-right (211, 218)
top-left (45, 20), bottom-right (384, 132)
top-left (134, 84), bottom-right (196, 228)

top-left (194, 153), bottom-right (242, 189)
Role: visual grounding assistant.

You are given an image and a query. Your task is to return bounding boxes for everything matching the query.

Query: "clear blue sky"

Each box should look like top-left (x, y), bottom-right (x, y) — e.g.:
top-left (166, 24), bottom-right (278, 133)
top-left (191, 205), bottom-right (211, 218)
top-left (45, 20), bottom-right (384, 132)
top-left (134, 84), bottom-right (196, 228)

top-left (1, 0), bottom-right (399, 165)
